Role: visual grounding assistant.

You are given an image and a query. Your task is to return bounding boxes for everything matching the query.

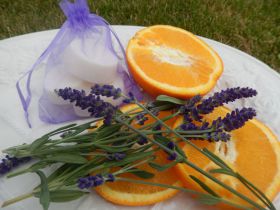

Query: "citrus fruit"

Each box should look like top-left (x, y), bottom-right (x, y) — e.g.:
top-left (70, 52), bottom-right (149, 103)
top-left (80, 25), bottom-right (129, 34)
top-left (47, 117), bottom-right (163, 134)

top-left (126, 25), bottom-right (223, 99)
top-left (173, 106), bottom-right (280, 208)
top-left (94, 104), bottom-right (182, 206)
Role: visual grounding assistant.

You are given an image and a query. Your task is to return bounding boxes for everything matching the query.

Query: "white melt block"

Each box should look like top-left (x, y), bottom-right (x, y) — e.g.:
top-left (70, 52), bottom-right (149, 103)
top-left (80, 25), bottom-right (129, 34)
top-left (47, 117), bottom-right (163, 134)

top-left (61, 34), bottom-right (119, 84)
top-left (44, 66), bottom-right (92, 105)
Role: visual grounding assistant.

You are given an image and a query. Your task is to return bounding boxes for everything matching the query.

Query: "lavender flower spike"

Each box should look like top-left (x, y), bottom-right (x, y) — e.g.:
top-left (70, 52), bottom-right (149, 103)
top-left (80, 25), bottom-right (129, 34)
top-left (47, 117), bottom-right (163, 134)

top-left (77, 174), bottom-right (115, 189)
top-left (107, 152), bottom-right (126, 161)
top-left (0, 155), bottom-right (31, 176)
top-left (197, 87), bottom-right (257, 114)
top-left (219, 107), bottom-right (256, 132)
top-left (57, 87), bottom-right (116, 125)
top-left (91, 84), bottom-right (122, 99)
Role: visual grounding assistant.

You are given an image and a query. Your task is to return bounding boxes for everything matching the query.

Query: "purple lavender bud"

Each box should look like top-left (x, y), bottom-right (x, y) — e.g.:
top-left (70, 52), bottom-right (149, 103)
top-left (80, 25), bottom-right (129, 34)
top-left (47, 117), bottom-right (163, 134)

top-left (211, 117), bottom-right (223, 130)
top-left (123, 92), bottom-right (135, 104)
top-left (122, 98), bottom-right (132, 104)
top-left (137, 137), bottom-right (148, 145)
top-left (153, 124), bottom-right (162, 131)
top-left (221, 108), bottom-right (256, 132)
top-left (92, 174), bottom-right (104, 187)
top-left (103, 110), bottom-right (114, 125)
top-left (206, 132), bottom-right (231, 142)
top-left (77, 177), bottom-right (90, 189)
top-left (78, 175), bottom-right (104, 189)
top-left (136, 114), bottom-right (148, 125)
top-left (167, 152), bottom-right (177, 161)
top-left (180, 123), bottom-right (198, 130)
top-left (107, 153), bottom-right (126, 161)
top-left (91, 84), bottom-right (122, 99)
top-left (197, 87), bottom-right (257, 114)
top-left (200, 121), bottom-right (210, 130)
top-left (183, 114), bottom-right (192, 123)
top-left (190, 108), bottom-right (202, 121)
top-left (167, 141), bottom-right (175, 150)
top-left (219, 133), bottom-right (231, 142)
top-left (0, 155), bottom-right (31, 176)
top-left (185, 95), bottom-right (202, 109)
top-left (179, 95), bottom-right (202, 113)
top-left (106, 174), bottom-right (115, 182)
top-left (60, 130), bottom-right (74, 138)
top-left (57, 87), bottom-right (117, 119)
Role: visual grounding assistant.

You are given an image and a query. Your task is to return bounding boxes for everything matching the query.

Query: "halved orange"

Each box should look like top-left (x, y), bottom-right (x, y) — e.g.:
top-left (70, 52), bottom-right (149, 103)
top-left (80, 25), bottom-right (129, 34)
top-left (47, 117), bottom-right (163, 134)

top-left (94, 104), bottom-right (182, 206)
top-left (126, 25), bottom-right (223, 99)
top-left (173, 107), bottom-right (280, 208)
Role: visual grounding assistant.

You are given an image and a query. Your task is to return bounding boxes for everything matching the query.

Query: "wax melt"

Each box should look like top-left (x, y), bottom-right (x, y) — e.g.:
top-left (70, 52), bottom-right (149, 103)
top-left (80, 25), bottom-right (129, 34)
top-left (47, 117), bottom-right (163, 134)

top-left (62, 35), bottom-right (119, 84)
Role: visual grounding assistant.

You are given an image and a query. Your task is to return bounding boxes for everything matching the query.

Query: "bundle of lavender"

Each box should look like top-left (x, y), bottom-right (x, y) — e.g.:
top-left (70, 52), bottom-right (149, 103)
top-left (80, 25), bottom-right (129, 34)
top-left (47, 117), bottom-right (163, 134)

top-left (0, 85), bottom-right (276, 210)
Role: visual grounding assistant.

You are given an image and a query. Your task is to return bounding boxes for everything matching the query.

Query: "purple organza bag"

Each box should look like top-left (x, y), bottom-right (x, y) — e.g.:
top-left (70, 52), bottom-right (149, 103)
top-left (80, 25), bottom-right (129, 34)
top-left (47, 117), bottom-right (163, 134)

top-left (17, 0), bottom-right (141, 127)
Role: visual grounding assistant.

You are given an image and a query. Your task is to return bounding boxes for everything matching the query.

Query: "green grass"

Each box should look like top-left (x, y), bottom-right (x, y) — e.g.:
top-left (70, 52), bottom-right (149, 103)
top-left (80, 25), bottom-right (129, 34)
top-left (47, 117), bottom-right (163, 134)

top-left (1, 0), bottom-right (279, 72)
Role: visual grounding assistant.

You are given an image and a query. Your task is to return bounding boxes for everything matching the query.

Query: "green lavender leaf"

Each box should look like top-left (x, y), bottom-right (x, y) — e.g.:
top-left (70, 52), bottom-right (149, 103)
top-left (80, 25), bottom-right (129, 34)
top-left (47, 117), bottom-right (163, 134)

top-left (101, 151), bottom-right (155, 169)
top-left (36, 170), bottom-right (50, 210)
top-left (95, 124), bottom-right (122, 139)
top-left (45, 154), bottom-right (88, 164)
top-left (209, 168), bottom-right (235, 176)
top-left (35, 190), bottom-right (87, 202)
top-left (30, 136), bottom-right (49, 152)
top-left (236, 173), bottom-right (275, 209)
top-left (95, 144), bottom-right (130, 153)
top-left (156, 95), bottom-right (186, 105)
top-left (197, 194), bottom-right (220, 205)
top-left (128, 168), bottom-right (154, 179)
top-left (7, 161), bottom-right (50, 178)
top-left (153, 135), bottom-right (169, 145)
top-left (148, 161), bottom-right (178, 171)
top-left (45, 123), bottom-right (77, 136)
top-left (175, 144), bottom-right (187, 159)
top-left (189, 175), bottom-right (219, 197)
top-left (46, 164), bottom-right (77, 183)
top-left (123, 151), bottom-right (154, 163)
top-left (147, 101), bottom-right (176, 111)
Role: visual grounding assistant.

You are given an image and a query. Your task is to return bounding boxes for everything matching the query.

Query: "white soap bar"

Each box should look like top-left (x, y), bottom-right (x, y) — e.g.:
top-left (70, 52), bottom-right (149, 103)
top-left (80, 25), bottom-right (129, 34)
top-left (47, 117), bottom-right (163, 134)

top-left (44, 66), bottom-right (92, 105)
top-left (61, 29), bottom-right (119, 84)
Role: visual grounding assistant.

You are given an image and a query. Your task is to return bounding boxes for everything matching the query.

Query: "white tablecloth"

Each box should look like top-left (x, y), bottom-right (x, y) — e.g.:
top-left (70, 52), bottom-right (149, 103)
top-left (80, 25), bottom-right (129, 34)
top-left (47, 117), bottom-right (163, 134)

top-left (0, 26), bottom-right (279, 210)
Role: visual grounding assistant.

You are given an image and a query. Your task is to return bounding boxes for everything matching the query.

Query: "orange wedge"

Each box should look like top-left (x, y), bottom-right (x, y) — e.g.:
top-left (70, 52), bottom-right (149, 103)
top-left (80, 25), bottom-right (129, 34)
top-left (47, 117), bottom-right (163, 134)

top-left (126, 25), bottom-right (223, 99)
top-left (173, 107), bottom-right (280, 208)
top-left (94, 104), bottom-right (182, 206)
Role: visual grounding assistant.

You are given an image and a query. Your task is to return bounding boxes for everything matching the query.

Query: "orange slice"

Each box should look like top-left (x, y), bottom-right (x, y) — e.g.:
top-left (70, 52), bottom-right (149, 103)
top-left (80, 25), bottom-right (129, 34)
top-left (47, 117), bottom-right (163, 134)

top-left (94, 104), bottom-right (182, 206)
top-left (173, 107), bottom-right (280, 208)
top-left (126, 25), bottom-right (223, 99)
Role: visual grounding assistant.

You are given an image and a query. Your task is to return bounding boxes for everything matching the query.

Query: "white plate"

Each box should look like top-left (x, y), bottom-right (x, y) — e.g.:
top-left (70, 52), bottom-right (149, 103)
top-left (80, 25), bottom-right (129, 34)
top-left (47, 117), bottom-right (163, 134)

top-left (0, 25), bottom-right (280, 210)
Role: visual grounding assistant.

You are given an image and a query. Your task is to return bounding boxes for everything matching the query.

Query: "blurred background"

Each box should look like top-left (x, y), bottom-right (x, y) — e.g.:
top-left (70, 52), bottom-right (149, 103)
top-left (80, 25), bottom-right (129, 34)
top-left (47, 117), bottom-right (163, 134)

top-left (0, 0), bottom-right (279, 72)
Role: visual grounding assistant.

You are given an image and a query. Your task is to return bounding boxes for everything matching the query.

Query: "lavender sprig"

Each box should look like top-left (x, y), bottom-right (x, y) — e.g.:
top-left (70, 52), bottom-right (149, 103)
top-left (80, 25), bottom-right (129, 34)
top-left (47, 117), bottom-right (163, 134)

top-left (197, 87), bottom-right (257, 114)
top-left (180, 87), bottom-right (257, 122)
top-left (77, 174), bottom-right (115, 189)
top-left (214, 107), bottom-right (257, 132)
top-left (56, 87), bottom-right (116, 125)
top-left (0, 155), bottom-right (31, 176)
top-left (2, 86), bottom-right (273, 210)
top-left (91, 84), bottom-right (122, 99)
